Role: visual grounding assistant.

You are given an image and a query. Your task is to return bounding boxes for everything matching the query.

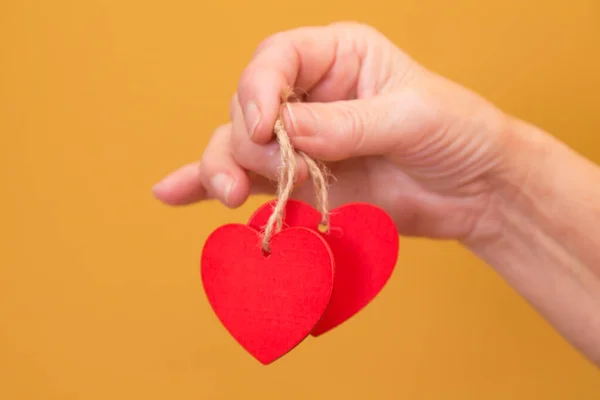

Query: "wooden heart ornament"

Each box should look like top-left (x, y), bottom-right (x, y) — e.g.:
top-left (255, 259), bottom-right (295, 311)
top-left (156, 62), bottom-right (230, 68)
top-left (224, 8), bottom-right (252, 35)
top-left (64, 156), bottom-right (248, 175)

top-left (249, 200), bottom-right (399, 336)
top-left (200, 223), bottom-right (334, 364)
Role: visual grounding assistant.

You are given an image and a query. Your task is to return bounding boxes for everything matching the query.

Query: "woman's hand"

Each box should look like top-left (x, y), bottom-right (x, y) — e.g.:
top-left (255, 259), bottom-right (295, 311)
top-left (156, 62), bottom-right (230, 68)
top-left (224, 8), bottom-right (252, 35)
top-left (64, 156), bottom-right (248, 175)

top-left (153, 21), bottom-right (600, 365)
top-left (153, 22), bottom-right (521, 245)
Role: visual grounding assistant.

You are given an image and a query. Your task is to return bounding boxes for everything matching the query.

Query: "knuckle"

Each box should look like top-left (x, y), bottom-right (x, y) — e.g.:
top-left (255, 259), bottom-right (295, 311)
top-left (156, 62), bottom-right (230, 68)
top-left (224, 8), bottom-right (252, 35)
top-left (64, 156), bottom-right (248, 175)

top-left (329, 21), bottom-right (381, 37)
top-left (236, 67), bottom-right (256, 100)
top-left (197, 150), bottom-right (212, 178)
top-left (201, 124), bottom-right (232, 173)
top-left (252, 31), bottom-right (287, 58)
top-left (206, 124), bottom-right (231, 152)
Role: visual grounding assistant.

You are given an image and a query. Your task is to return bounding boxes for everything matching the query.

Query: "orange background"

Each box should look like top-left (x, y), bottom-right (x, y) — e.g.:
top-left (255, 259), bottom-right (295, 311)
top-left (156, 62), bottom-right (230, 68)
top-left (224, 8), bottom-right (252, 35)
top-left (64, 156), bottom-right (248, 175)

top-left (1, 0), bottom-right (599, 399)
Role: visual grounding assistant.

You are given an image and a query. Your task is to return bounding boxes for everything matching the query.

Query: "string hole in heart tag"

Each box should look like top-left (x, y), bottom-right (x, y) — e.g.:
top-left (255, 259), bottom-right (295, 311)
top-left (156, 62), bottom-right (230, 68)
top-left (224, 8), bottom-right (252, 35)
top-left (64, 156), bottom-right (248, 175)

top-left (261, 248), bottom-right (272, 258)
top-left (317, 223), bottom-right (329, 234)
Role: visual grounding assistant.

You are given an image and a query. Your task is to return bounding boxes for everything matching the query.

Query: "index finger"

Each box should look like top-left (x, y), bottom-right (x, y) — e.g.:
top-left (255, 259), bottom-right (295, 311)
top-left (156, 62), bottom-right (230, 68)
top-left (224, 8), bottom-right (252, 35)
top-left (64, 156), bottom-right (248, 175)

top-left (236, 25), bottom-right (340, 144)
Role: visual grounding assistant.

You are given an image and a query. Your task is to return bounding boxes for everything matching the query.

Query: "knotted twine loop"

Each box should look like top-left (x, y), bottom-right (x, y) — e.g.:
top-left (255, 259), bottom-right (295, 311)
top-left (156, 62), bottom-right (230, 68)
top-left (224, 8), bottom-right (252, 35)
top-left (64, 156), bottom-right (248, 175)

top-left (260, 89), bottom-right (330, 253)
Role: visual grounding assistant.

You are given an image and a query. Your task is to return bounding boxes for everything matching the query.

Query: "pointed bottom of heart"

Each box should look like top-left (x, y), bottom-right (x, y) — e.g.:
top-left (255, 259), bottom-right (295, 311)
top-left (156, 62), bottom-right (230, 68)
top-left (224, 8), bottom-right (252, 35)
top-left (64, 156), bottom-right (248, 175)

top-left (201, 223), bottom-right (335, 364)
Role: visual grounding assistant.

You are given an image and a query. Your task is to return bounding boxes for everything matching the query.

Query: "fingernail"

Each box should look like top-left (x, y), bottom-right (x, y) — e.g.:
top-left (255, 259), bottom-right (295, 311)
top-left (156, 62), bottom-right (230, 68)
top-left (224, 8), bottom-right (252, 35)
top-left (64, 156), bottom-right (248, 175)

top-left (245, 101), bottom-right (261, 138)
top-left (210, 173), bottom-right (234, 205)
top-left (282, 103), bottom-right (315, 137)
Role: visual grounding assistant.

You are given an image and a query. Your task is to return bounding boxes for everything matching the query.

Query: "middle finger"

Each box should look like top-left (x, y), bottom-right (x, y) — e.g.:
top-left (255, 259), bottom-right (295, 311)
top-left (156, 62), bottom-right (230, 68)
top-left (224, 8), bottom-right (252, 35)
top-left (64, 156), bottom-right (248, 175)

top-left (230, 95), bottom-right (309, 186)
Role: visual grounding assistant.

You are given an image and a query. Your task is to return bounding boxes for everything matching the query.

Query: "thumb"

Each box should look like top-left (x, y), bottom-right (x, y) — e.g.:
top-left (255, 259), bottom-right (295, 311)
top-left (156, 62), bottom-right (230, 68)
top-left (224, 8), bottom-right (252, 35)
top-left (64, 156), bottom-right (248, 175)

top-left (281, 93), bottom-right (424, 161)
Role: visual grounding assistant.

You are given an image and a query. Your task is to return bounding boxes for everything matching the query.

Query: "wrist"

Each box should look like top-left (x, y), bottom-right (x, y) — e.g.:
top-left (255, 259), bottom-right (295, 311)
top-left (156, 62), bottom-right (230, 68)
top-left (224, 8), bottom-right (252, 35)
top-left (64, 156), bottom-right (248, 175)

top-left (460, 115), bottom-right (548, 251)
top-left (463, 116), bottom-right (600, 364)
top-left (466, 115), bottom-right (600, 259)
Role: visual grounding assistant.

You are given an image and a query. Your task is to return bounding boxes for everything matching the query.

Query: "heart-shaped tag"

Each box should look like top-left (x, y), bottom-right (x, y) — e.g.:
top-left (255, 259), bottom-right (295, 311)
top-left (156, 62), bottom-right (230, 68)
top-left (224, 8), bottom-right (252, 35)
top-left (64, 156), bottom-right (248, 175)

top-left (200, 223), bottom-right (334, 364)
top-left (248, 200), bottom-right (399, 336)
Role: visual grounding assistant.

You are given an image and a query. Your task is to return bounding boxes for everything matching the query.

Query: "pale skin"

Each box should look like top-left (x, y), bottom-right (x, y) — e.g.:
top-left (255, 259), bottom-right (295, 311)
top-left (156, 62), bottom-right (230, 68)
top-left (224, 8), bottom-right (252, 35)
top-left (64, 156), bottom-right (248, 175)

top-left (152, 22), bottom-right (600, 365)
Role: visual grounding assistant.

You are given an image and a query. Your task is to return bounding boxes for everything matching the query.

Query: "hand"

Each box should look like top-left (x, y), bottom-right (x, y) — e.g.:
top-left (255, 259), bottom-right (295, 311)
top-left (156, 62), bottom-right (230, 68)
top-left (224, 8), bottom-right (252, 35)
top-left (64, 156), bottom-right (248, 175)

top-left (152, 22), bottom-right (600, 365)
top-left (152, 22), bottom-right (524, 244)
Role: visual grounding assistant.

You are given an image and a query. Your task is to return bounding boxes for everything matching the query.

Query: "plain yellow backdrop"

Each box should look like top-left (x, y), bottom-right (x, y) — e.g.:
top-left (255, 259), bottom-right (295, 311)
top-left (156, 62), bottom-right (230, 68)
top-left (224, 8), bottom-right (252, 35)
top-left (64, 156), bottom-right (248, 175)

top-left (1, 0), bottom-right (599, 399)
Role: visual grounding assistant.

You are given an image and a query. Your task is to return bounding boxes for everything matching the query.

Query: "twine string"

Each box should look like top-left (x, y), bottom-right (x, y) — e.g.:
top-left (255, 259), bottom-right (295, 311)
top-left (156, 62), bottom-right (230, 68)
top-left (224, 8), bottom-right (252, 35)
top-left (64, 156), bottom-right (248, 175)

top-left (260, 90), bottom-right (330, 253)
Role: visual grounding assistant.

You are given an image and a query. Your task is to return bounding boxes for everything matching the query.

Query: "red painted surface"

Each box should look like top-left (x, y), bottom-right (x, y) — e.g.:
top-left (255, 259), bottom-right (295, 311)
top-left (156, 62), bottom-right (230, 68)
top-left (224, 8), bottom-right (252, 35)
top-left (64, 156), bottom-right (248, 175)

top-left (201, 223), bottom-right (334, 364)
top-left (249, 200), bottom-right (399, 336)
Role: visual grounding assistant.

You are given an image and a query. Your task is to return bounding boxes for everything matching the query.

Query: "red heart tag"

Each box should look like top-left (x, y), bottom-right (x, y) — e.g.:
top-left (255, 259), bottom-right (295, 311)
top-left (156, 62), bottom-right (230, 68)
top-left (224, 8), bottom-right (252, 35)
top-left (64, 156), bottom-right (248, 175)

top-left (200, 223), bottom-right (334, 364)
top-left (248, 200), bottom-right (399, 336)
